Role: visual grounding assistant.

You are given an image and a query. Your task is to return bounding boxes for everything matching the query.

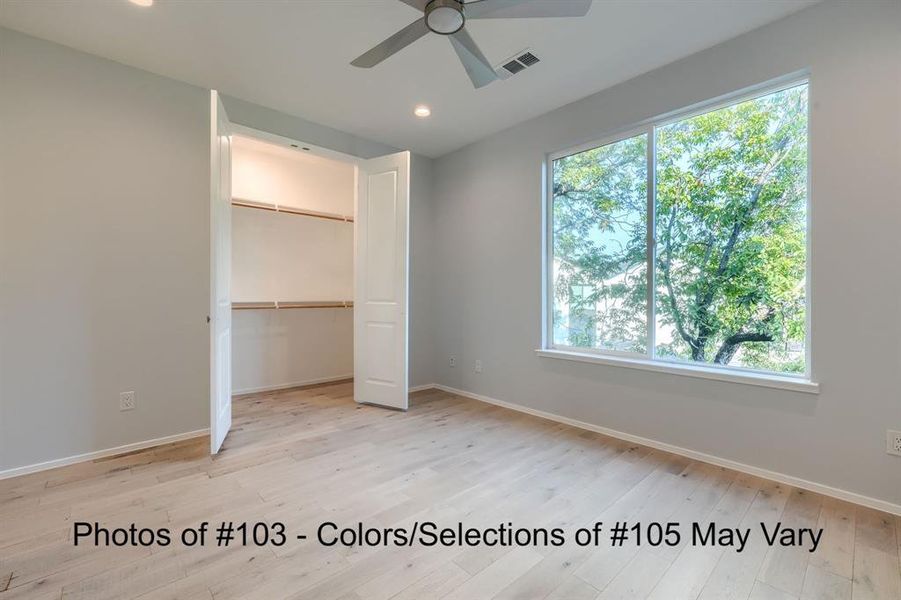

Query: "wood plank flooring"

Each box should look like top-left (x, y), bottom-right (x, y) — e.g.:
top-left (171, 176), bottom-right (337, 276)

top-left (1, 383), bottom-right (899, 599)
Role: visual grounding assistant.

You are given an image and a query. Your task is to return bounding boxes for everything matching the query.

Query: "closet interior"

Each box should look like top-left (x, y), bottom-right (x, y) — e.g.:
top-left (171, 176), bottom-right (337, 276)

top-left (230, 134), bottom-right (354, 395)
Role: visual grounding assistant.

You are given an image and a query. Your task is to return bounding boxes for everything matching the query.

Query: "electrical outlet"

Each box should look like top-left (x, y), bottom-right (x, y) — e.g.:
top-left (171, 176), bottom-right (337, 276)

top-left (887, 430), bottom-right (901, 456)
top-left (120, 391), bottom-right (136, 411)
top-left (449, 356), bottom-right (456, 368)
top-left (475, 360), bottom-right (482, 374)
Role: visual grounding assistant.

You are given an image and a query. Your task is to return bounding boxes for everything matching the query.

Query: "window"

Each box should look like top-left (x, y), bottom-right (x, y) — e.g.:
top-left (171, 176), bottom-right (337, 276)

top-left (552, 134), bottom-right (649, 353)
top-left (548, 82), bottom-right (809, 377)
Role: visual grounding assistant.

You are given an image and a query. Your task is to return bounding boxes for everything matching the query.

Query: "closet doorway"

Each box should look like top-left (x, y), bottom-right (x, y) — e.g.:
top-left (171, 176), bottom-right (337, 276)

top-left (210, 91), bottom-right (410, 454)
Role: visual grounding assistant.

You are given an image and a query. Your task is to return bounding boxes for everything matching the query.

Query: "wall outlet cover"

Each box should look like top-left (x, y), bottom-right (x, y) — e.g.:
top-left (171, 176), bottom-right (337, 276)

top-left (888, 430), bottom-right (901, 456)
top-left (449, 356), bottom-right (456, 368)
top-left (120, 391), bottom-right (136, 411)
top-left (475, 360), bottom-right (483, 374)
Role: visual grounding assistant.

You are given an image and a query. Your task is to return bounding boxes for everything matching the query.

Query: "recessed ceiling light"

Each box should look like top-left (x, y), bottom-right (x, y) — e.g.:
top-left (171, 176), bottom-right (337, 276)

top-left (129, 0), bottom-right (153, 6)
top-left (414, 105), bottom-right (432, 118)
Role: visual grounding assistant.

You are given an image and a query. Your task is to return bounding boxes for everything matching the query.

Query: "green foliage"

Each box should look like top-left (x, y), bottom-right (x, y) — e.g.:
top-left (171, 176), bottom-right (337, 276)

top-left (553, 84), bottom-right (808, 373)
top-left (553, 134), bottom-right (648, 353)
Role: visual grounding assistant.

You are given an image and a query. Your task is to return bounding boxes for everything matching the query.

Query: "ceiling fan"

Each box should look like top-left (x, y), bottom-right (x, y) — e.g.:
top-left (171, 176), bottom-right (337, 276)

top-left (351, 0), bottom-right (593, 89)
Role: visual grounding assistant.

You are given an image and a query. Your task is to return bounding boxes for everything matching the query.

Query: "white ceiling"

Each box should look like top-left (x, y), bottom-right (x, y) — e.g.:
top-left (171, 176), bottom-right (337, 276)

top-left (0, 0), bottom-right (817, 158)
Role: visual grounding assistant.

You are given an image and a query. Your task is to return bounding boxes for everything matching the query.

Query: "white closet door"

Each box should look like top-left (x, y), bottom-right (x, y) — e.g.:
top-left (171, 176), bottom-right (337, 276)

top-left (210, 90), bottom-right (233, 453)
top-left (354, 152), bottom-right (410, 410)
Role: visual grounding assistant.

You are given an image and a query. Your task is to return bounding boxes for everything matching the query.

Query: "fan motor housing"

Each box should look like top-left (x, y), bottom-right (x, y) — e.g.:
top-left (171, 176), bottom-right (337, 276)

top-left (425, 0), bottom-right (465, 35)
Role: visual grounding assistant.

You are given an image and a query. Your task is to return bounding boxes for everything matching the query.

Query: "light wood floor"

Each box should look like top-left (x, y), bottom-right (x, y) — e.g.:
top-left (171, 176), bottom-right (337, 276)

top-left (1, 383), bottom-right (899, 600)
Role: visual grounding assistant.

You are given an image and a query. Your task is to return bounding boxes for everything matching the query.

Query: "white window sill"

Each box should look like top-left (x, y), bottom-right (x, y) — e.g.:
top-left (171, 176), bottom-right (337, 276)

top-left (535, 348), bottom-right (819, 394)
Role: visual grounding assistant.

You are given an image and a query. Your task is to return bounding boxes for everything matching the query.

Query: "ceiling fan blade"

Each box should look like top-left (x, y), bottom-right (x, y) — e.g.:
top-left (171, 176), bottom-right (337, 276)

top-left (398, 0), bottom-right (429, 10)
top-left (449, 29), bottom-right (499, 89)
top-left (351, 18), bottom-right (430, 68)
top-left (466, 0), bottom-right (592, 19)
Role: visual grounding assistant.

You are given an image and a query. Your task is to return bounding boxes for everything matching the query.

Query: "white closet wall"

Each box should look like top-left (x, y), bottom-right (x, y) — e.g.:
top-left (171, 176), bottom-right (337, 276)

top-left (231, 136), bottom-right (354, 393)
top-left (232, 209), bottom-right (353, 302)
top-left (232, 136), bottom-right (353, 214)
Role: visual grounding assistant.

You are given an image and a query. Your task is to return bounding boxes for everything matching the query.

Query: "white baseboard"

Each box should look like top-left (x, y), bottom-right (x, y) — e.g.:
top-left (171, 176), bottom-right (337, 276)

top-left (9, 384), bottom-right (897, 516)
top-left (420, 383), bottom-right (901, 517)
top-left (233, 374), bottom-right (353, 396)
top-left (0, 428), bottom-right (210, 481)
top-left (409, 383), bottom-right (438, 393)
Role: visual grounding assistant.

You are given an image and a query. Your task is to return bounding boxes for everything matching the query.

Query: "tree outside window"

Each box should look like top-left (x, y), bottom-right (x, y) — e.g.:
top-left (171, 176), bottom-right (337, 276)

top-left (551, 83), bottom-right (808, 375)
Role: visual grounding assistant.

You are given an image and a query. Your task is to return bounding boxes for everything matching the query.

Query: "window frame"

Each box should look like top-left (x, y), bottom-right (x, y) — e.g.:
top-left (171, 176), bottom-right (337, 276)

top-left (541, 74), bottom-right (815, 391)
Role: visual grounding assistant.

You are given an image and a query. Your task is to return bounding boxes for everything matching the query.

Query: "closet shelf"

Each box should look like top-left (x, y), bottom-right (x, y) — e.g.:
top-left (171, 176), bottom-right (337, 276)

top-left (232, 197), bottom-right (353, 223)
top-left (232, 300), bottom-right (353, 310)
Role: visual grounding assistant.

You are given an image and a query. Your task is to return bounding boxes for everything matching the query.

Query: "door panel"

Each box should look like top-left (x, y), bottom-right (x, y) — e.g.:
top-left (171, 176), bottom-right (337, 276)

top-left (364, 322), bottom-right (397, 383)
top-left (365, 171), bottom-right (398, 302)
top-left (355, 152), bottom-right (410, 410)
top-left (210, 90), bottom-right (232, 453)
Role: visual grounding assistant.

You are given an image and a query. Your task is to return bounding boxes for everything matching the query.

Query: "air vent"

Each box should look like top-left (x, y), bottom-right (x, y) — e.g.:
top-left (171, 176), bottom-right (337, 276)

top-left (503, 60), bottom-right (526, 75)
top-left (517, 52), bottom-right (540, 67)
top-left (494, 48), bottom-right (541, 80)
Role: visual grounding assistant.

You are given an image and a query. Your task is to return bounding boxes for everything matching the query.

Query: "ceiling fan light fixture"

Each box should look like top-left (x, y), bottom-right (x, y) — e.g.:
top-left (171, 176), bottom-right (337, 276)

top-left (351, 0), bottom-right (593, 89)
top-left (425, 0), bottom-right (465, 35)
top-left (414, 105), bottom-right (432, 118)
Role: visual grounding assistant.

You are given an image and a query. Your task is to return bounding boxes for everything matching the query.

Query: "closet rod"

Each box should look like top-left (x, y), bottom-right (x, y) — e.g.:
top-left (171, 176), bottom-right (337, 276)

top-left (280, 300), bottom-right (354, 309)
top-left (231, 198), bottom-right (354, 223)
top-left (232, 300), bottom-right (354, 310)
top-left (232, 301), bottom-right (277, 310)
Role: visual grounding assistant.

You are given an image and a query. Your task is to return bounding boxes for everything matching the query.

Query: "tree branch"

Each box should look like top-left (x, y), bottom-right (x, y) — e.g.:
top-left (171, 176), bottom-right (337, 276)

top-left (659, 204), bottom-right (700, 356)
top-left (692, 132), bottom-right (795, 355)
top-left (713, 308), bottom-right (777, 364)
top-left (713, 331), bottom-right (774, 364)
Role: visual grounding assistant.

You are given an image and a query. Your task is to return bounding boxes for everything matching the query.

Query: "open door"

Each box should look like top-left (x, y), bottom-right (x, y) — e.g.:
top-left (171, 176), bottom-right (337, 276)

top-left (355, 151), bottom-right (410, 410)
top-left (210, 90), bottom-right (232, 453)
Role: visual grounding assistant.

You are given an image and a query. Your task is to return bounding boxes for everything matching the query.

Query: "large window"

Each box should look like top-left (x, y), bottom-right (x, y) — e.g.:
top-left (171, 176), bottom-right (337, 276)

top-left (549, 82), bottom-right (809, 377)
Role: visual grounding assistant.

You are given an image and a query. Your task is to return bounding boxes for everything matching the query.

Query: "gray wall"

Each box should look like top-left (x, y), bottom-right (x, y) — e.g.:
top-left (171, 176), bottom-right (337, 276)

top-left (0, 28), bottom-right (211, 470)
top-left (0, 28), bottom-right (434, 471)
top-left (428, 0), bottom-right (901, 506)
top-left (410, 153), bottom-right (436, 389)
